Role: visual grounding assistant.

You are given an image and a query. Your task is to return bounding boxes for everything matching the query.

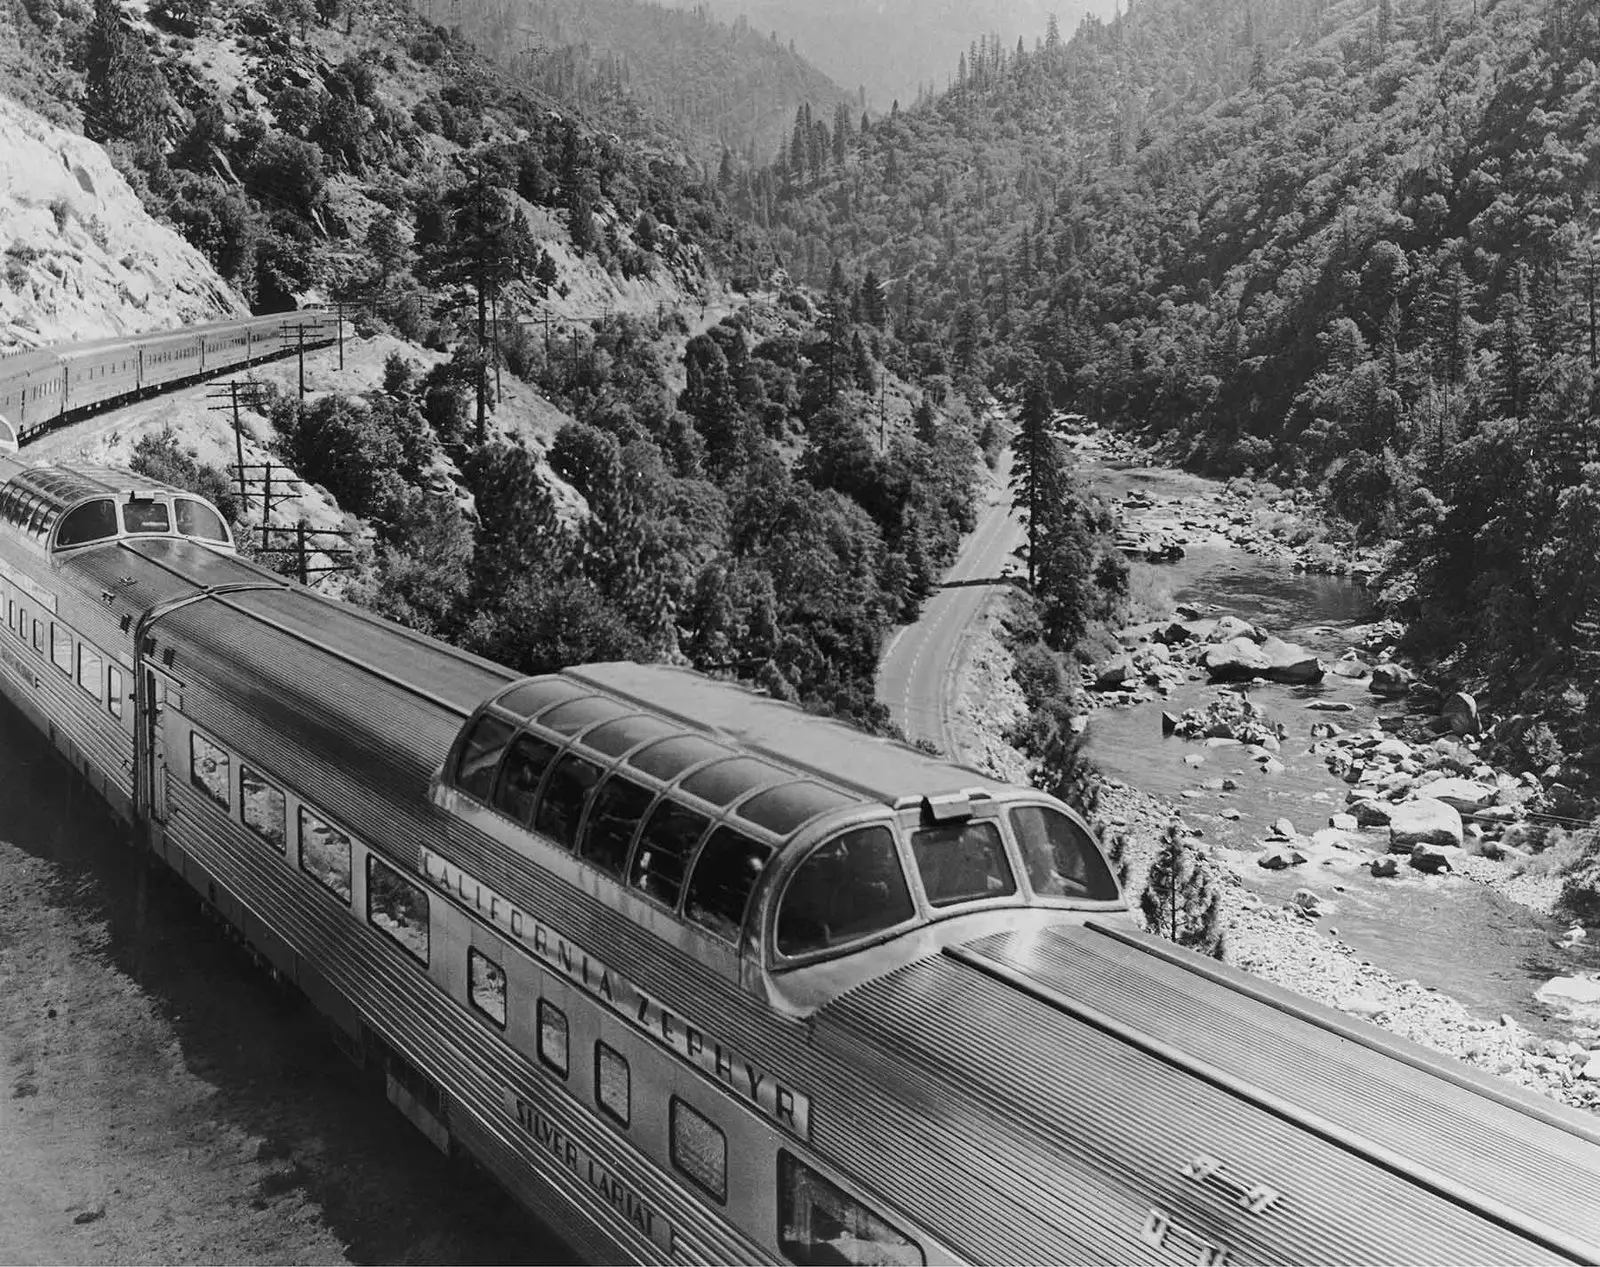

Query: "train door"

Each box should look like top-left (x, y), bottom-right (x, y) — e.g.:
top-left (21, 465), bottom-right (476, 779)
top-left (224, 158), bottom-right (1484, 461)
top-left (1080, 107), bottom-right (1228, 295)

top-left (139, 664), bottom-right (181, 825)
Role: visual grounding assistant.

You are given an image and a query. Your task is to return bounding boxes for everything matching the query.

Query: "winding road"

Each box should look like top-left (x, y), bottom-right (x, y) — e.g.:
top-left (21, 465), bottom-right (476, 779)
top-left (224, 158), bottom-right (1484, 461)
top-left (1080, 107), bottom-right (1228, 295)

top-left (876, 448), bottom-right (1021, 758)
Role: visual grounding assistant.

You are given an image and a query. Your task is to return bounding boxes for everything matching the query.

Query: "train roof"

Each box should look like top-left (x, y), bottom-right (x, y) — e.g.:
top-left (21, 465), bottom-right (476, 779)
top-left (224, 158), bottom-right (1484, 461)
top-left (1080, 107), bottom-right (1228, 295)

top-left (538, 662), bottom-right (1010, 810)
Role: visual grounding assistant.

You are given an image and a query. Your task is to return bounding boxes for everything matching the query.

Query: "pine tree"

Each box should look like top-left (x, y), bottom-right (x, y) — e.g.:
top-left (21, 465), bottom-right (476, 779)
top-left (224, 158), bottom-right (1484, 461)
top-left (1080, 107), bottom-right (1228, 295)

top-left (83, 0), bottom-right (166, 146)
top-left (1139, 823), bottom-right (1226, 958)
top-left (1009, 379), bottom-right (1069, 590)
top-left (860, 269), bottom-right (887, 328)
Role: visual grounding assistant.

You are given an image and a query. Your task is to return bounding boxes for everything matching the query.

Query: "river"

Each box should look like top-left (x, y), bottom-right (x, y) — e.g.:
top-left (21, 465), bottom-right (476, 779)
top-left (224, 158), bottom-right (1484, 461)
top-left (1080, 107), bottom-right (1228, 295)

top-left (1080, 460), bottom-right (1600, 1040)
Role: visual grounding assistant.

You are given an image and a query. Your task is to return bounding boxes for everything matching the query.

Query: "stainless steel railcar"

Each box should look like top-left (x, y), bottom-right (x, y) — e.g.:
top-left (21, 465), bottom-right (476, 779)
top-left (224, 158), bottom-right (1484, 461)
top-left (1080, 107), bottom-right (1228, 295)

top-left (0, 448), bottom-right (1596, 1264)
top-left (0, 310), bottom-right (331, 441)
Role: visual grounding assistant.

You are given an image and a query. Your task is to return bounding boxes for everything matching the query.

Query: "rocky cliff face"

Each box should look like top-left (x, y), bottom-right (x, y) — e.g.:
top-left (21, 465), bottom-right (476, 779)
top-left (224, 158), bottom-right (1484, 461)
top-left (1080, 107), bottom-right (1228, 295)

top-left (0, 93), bottom-right (246, 352)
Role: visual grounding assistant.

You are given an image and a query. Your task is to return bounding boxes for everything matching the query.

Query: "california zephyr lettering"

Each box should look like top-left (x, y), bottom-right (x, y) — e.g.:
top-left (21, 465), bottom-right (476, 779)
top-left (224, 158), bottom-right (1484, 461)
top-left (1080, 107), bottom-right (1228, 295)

top-left (425, 849), bottom-right (811, 1138)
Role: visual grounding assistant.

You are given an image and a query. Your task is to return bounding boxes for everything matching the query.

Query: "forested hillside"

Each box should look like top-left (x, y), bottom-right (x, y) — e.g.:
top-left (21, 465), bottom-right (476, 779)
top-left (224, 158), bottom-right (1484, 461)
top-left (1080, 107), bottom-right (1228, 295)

top-left (422, 0), bottom-right (852, 167)
top-left (2, 0), bottom-right (995, 731)
top-left (748, 0), bottom-right (1600, 770)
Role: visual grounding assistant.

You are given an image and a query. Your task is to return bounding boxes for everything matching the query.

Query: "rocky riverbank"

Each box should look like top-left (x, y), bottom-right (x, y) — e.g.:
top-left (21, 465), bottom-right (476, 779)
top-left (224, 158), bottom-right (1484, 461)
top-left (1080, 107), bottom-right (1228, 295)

top-left (948, 522), bottom-right (1600, 1115)
top-left (1081, 430), bottom-right (1384, 580)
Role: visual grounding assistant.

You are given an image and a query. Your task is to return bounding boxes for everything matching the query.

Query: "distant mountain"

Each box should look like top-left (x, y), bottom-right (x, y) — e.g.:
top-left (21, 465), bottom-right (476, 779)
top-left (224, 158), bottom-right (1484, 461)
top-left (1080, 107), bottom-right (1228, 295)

top-left (675, 0), bottom-right (1119, 109)
top-left (429, 0), bottom-right (853, 167)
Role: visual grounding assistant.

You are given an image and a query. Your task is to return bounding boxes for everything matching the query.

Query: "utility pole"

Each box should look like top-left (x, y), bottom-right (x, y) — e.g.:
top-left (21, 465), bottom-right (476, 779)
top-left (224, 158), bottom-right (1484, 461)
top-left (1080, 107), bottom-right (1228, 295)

top-left (280, 321), bottom-right (310, 403)
top-left (207, 379), bottom-right (272, 515)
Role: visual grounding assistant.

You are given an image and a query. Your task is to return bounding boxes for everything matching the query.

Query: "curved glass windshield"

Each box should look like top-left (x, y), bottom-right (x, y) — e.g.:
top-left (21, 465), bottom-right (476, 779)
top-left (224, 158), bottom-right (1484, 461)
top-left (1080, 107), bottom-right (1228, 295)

top-left (55, 498), bottom-right (118, 548)
top-left (175, 498), bottom-right (229, 543)
top-left (910, 820), bottom-right (1017, 908)
top-left (776, 825), bottom-right (914, 959)
top-left (1009, 805), bottom-right (1119, 900)
top-left (122, 500), bottom-right (171, 534)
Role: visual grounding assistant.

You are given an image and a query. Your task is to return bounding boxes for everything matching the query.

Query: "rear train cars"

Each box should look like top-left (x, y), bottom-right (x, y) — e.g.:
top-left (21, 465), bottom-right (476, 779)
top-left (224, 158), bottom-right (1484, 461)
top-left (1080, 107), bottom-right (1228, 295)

top-left (0, 450), bottom-right (1596, 1264)
top-left (0, 310), bottom-right (329, 440)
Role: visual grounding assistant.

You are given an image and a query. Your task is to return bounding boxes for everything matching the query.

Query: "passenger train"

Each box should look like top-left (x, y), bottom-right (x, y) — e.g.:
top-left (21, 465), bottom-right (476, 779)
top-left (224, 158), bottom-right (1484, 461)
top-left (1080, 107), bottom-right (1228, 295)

top-left (0, 309), bottom-right (332, 442)
top-left (0, 395), bottom-right (1597, 1262)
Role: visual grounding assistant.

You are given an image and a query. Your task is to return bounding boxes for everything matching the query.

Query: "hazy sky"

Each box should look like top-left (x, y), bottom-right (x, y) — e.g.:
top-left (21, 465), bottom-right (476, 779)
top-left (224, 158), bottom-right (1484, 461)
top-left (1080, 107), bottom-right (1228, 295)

top-left (670, 0), bottom-right (1123, 108)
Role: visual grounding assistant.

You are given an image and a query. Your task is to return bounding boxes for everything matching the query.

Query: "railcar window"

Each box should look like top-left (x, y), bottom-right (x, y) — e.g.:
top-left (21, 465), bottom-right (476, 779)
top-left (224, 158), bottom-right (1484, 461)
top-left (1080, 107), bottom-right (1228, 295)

top-left (299, 808), bottom-right (352, 903)
top-left (492, 733), bottom-right (558, 824)
top-left (910, 821), bottom-right (1016, 908)
top-left (122, 501), bottom-right (171, 534)
top-left (189, 732), bottom-right (230, 807)
top-left (76, 642), bottom-right (102, 701)
top-left (537, 696), bottom-right (630, 736)
top-left (680, 757), bottom-right (787, 806)
top-left (32, 619), bottom-right (42, 653)
top-left (737, 781), bottom-right (856, 836)
top-left (107, 664), bottom-right (124, 719)
top-left (670, 1099), bottom-right (726, 1203)
top-left (683, 827), bottom-right (773, 943)
top-left (49, 624), bottom-right (71, 675)
top-left (468, 948), bottom-right (506, 1026)
top-left (367, 855), bottom-right (430, 964)
top-left (582, 714), bottom-right (677, 758)
top-left (27, 501), bottom-right (51, 537)
top-left (629, 801), bottom-right (711, 909)
top-left (595, 1043), bottom-right (630, 1125)
top-left (456, 715), bottom-right (515, 802)
top-left (241, 766), bottom-right (286, 852)
top-left (55, 498), bottom-right (118, 547)
top-left (5, 599), bottom-right (13, 632)
top-left (533, 754), bottom-right (603, 850)
top-left (495, 677), bottom-right (587, 719)
top-left (1009, 805), bottom-right (1120, 901)
top-left (537, 1000), bottom-right (569, 1076)
top-left (777, 1152), bottom-right (925, 1267)
top-left (627, 734), bottom-right (728, 781)
top-left (776, 827), bottom-right (914, 959)
top-left (577, 776), bottom-right (655, 878)
top-left (175, 498), bottom-right (228, 543)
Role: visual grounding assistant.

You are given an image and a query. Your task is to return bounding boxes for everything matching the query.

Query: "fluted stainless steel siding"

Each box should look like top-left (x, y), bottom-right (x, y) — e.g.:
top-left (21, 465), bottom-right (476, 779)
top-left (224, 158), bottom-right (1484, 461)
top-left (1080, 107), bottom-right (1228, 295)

top-left (815, 948), bottom-right (1582, 1264)
top-left (161, 772), bottom-right (767, 1264)
top-left (988, 923), bottom-right (1600, 1239)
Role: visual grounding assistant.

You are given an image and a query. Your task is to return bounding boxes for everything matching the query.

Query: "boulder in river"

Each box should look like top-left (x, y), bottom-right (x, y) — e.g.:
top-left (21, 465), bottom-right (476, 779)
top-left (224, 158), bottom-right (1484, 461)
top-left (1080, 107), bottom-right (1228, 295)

top-left (1209, 615), bottom-right (1260, 643)
top-left (1307, 700), bottom-right (1356, 712)
top-left (1292, 888), bottom-right (1324, 915)
top-left (1369, 856), bottom-right (1400, 878)
top-left (1259, 636), bottom-right (1326, 685)
top-left (1331, 658), bottom-right (1371, 679)
top-left (1258, 844), bottom-right (1307, 870)
top-left (1441, 691), bottom-right (1480, 736)
top-left (1410, 842), bottom-right (1458, 874)
top-left (1387, 797), bottom-right (1463, 850)
top-left (1202, 637), bottom-right (1272, 681)
top-left (1094, 656), bottom-right (1136, 690)
top-left (1370, 663), bottom-right (1414, 697)
top-left (1410, 776), bottom-right (1495, 813)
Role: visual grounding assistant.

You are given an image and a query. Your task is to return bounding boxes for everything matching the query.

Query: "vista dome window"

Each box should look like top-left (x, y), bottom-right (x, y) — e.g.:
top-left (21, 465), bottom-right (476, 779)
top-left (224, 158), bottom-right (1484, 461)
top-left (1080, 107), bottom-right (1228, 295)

top-left (776, 826), bottom-right (914, 960)
top-left (55, 498), bottom-right (118, 548)
top-left (122, 499), bottom-right (171, 534)
top-left (175, 498), bottom-right (229, 543)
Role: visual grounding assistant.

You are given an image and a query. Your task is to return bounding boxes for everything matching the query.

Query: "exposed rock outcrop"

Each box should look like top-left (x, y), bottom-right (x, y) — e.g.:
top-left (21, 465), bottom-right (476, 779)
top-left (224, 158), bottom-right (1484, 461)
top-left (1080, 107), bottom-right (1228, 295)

top-left (0, 94), bottom-right (246, 350)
